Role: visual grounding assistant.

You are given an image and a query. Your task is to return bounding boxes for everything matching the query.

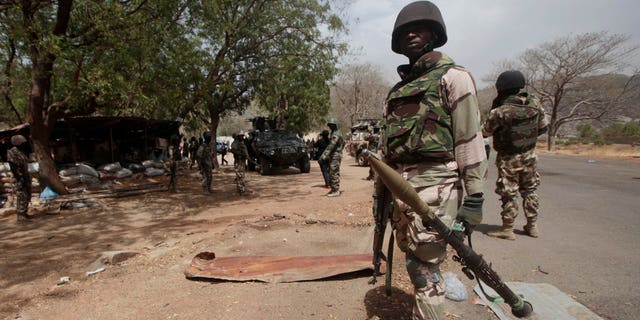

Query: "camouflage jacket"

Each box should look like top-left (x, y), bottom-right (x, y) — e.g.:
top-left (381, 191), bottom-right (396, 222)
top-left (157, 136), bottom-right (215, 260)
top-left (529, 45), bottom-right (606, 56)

top-left (321, 129), bottom-right (345, 159)
top-left (383, 51), bottom-right (487, 194)
top-left (7, 146), bottom-right (30, 191)
top-left (196, 142), bottom-right (213, 167)
top-left (482, 92), bottom-right (548, 155)
top-left (231, 139), bottom-right (249, 159)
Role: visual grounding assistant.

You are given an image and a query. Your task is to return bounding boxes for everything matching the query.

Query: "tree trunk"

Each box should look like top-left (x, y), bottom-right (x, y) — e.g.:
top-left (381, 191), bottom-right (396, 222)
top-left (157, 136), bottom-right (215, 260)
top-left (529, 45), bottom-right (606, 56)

top-left (28, 64), bottom-right (69, 195)
top-left (547, 126), bottom-right (557, 152)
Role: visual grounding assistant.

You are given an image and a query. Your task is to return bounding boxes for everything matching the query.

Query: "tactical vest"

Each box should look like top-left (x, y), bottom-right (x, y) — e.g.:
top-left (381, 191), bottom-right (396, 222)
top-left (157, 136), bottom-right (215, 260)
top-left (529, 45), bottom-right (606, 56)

top-left (383, 64), bottom-right (454, 163)
top-left (493, 95), bottom-right (543, 155)
top-left (332, 131), bottom-right (345, 153)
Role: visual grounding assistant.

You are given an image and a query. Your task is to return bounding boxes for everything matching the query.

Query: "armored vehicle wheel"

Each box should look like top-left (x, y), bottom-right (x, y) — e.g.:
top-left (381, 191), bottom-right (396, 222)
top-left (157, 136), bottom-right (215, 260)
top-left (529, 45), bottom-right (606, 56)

top-left (299, 155), bottom-right (311, 173)
top-left (356, 152), bottom-right (369, 167)
top-left (259, 157), bottom-right (271, 175)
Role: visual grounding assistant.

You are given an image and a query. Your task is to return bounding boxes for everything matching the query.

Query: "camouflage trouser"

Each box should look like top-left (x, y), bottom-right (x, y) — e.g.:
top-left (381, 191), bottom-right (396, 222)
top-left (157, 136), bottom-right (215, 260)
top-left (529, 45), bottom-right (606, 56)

top-left (234, 158), bottom-right (247, 194)
top-left (201, 163), bottom-right (212, 193)
top-left (392, 163), bottom-right (463, 320)
top-left (328, 153), bottom-right (342, 192)
top-left (15, 188), bottom-right (30, 215)
top-left (168, 160), bottom-right (178, 192)
top-left (495, 152), bottom-right (540, 226)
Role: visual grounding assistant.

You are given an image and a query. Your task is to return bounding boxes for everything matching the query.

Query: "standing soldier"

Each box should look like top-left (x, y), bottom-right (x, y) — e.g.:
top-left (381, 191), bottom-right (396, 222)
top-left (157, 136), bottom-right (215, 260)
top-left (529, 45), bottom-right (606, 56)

top-left (7, 135), bottom-right (34, 222)
top-left (197, 131), bottom-right (214, 194)
top-left (167, 134), bottom-right (181, 193)
top-left (231, 131), bottom-right (249, 195)
top-left (188, 136), bottom-right (199, 170)
top-left (379, 2), bottom-right (487, 319)
top-left (319, 118), bottom-right (345, 197)
top-left (482, 70), bottom-right (548, 240)
top-left (314, 130), bottom-right (331, 188)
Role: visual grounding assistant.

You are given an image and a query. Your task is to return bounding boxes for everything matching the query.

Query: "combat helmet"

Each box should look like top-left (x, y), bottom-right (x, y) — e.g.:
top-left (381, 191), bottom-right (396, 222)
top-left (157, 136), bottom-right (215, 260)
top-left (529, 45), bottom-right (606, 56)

top-left (392, 1), bottom-right (447, 53)
top-left (10, 135), bottom-right (27, 146)
top-left (496, 70), bottom-right (526, 92)
top-left (327, 118), bottom-right (339, 127)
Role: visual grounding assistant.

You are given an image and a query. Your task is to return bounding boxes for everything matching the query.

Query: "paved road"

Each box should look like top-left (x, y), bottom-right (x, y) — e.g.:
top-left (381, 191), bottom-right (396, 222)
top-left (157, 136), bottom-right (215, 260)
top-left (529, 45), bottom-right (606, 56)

top-left (469, 153), bottom-right (640, 320)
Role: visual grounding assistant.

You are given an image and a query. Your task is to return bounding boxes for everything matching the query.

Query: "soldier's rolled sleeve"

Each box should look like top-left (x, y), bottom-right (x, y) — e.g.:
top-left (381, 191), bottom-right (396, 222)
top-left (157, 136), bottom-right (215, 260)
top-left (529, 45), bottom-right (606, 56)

top-left (443, 68), bottom-right (487, 195)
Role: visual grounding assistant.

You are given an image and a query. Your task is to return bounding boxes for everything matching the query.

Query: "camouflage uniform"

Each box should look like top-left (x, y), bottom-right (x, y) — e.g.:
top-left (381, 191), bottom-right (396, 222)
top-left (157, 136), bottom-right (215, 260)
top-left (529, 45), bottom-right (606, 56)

top-left (167, 143), bottom-right (181, 192)
top-left (320, 126), bottom-right (345, 196)
top-left (7, 145), bottom-right (31, 219)
top-left (482, 92), bottom-right (548, 238)
top-left (196, 141), bottom-right (213, 193)
top-left (231, 134), bottom-right (249, 194)
top-left (382, 51), bottom-right (487, 319)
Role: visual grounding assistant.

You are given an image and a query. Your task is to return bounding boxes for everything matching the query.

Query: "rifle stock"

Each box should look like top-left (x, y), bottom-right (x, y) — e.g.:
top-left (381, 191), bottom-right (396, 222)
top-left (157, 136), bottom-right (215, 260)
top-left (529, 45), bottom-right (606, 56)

top-left (363, 150), bottom-right (533, 318)
top-left (369, 182), bottom-right (394, 296)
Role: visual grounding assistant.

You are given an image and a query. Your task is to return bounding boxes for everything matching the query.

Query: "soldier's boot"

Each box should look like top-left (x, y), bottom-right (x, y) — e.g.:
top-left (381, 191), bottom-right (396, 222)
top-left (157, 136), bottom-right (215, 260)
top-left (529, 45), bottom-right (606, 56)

top-left (523, 223), bottom-right (539, 238)
top-left (326, 189), bottom-right (341, 197)
top-left (16, 212), bottom-right (34, 223)
top-left (488, 221), bottom-right (516, 240)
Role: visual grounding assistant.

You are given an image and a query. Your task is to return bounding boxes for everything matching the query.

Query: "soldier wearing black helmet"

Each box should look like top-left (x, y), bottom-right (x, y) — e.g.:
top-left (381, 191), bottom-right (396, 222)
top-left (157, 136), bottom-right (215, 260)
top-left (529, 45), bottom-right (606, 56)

top-left (379, 2), bottom-right (488, 318)
top-left (196, 131), bottom-right (214, 193)
top-left (319, 118), bottom-right (345, 197)
top-left (482, 70), bottom-right (549, 240)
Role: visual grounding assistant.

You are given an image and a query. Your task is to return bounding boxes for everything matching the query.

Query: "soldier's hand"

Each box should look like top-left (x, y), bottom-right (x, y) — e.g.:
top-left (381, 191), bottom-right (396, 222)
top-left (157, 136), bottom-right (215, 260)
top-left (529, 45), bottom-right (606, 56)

top-left (456, 194), bottom-right (484, 231)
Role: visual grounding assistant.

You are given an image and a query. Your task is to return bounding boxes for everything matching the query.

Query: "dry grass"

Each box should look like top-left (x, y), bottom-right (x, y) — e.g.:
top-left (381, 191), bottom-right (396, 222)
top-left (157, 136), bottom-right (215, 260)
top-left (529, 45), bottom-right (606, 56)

top-left (536, 142), bottom-right (640, 161)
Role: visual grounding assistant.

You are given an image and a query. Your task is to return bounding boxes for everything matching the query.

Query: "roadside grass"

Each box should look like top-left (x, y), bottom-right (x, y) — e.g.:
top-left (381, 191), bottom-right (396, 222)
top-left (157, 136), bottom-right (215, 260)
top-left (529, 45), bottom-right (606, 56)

top-left (536, 142), bottom-right (640, 160)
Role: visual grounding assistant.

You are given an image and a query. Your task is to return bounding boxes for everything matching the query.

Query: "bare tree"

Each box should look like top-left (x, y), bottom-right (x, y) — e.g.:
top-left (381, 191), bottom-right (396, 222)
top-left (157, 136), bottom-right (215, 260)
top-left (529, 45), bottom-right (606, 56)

top-left (331, 63), bottom-right (389, 129)
top-left (518, 32), bottom-right (638, 150)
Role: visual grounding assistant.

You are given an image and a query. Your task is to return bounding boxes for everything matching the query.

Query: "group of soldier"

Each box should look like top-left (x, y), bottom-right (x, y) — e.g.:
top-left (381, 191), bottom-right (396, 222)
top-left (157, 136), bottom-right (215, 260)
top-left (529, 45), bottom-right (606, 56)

top-left (171, 131), bottom-right (249, 196)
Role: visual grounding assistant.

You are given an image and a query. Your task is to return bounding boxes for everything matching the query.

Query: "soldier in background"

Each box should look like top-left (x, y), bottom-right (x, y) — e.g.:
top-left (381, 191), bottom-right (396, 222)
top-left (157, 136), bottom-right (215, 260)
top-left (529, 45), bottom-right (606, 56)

top-left (380, 2), bottom-right (488, 318)
top-left (197, 131), bottom-right (214, 194)
top-left (7, 135), bottom-right (34, 222)
top-left (314, 130), bottom-right (331, 188)
top-left (231, 131), bottom-right (249, 195)
top-left (167, 134), bottom-right (181, 193)
top-left (319, 118), bottom-right (345, 197)
top-left (188, 136), bottom-right (199, 170)
top-left (482, 70), bottom-right (548, 240)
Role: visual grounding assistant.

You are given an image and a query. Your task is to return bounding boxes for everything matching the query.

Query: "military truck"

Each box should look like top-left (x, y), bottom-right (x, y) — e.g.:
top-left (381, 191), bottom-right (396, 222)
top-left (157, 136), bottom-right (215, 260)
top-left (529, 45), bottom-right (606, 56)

top-left (246, 117), bottom-right (310, 175)
top-left (347, 120), bottom-right (379, 166)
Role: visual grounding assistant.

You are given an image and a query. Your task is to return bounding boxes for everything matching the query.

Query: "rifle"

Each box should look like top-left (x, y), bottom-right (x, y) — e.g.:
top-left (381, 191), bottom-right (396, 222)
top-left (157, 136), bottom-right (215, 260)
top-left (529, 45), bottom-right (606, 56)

top-left (362, 150), bottom-right (533, 318)
top-left (368, 180), bottom-right (394, 296)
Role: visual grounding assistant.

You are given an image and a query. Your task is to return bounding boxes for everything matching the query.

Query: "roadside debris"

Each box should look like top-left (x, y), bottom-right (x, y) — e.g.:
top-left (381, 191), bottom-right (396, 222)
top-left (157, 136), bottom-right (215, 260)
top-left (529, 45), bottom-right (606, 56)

top-left (85, 267), bottom-right (105, 277)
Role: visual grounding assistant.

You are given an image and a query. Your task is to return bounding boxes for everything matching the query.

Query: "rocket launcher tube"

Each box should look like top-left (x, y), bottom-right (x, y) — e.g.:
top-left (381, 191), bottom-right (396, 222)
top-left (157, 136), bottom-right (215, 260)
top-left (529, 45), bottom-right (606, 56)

top-left (362, 150), bottom-right (533, 318)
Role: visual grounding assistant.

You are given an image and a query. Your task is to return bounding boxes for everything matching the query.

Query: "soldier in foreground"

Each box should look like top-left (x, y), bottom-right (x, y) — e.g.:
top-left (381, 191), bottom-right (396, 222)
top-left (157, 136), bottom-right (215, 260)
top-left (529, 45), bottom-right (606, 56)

top-left (482, 70), bottom-right (548, 240)
top-left (379, 2), bottom-right (487, 318)
top-left (231, 131), bottom-right (249, 195)
top-left (7, 135), bottom-right (34, 222)
top-left (319, 118), bottom-right (345, 197)
top-left (197, 131), bottom-right (214, 194)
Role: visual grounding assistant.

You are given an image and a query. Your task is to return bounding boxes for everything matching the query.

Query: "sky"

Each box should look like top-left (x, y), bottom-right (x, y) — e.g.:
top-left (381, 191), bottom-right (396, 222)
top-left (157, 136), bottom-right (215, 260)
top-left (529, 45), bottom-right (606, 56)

top-left (339, 0), bottom-right (640, 89)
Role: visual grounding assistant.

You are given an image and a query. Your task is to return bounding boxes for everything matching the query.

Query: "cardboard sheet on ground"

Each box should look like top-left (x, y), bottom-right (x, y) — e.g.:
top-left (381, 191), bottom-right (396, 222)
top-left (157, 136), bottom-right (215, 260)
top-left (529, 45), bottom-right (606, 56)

top-left (474, 282), bottom-right (603, 320)
top-left (185, 251), bottom-right (378, 283)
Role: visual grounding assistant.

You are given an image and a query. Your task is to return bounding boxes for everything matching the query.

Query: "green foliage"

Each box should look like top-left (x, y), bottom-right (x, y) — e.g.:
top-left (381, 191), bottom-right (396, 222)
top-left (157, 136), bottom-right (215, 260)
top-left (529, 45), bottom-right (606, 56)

top-left (576, 124), bottom-right (595, 139)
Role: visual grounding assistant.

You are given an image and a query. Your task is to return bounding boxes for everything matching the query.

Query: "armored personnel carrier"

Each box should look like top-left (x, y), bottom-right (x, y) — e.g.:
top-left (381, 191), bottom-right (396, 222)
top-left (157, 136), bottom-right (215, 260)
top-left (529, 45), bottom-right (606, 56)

top-left (246, 117), bottom-right (310, 175)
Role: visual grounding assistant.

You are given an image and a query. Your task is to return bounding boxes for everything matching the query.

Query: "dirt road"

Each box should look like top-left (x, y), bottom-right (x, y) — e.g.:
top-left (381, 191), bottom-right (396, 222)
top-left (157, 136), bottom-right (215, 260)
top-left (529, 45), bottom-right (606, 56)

top-left (1, 158), bottom-right (498, 320)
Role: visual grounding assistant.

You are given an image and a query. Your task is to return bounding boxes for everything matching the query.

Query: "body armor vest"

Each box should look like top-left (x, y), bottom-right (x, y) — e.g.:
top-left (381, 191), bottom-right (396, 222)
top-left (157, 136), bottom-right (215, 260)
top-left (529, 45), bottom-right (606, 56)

top-left (493, 95), bottom-right (543, 155)
top-left (383, 62), bottom-right (454, 163)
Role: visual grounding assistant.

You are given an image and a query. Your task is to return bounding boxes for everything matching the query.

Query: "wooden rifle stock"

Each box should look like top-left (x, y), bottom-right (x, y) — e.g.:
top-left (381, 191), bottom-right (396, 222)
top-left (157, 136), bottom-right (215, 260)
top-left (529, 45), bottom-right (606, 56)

top-left (363, 150), bottom-right (533, 318)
